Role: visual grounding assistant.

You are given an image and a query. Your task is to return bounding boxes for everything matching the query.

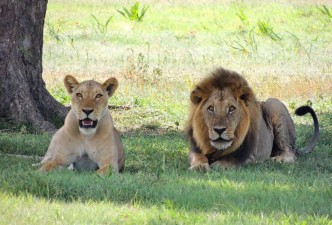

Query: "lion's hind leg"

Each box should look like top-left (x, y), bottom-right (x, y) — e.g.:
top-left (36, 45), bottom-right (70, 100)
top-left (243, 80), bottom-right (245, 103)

top-left (271, 142), bottom-right (296, 163)
top-left (263, 98), bottom-right (296, 163)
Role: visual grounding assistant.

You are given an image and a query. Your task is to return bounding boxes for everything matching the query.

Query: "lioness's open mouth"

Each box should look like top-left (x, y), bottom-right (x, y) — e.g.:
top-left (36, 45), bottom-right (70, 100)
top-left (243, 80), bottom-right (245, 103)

top-left (79, 119), bottom-right (98, 129)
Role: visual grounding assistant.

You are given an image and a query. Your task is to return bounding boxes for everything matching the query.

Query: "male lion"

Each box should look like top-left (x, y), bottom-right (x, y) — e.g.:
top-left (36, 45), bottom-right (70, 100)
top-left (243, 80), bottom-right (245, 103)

top-left (38, 75), bottom-right (125, 174)
top-left (185, 68), bottom-right (319, 170)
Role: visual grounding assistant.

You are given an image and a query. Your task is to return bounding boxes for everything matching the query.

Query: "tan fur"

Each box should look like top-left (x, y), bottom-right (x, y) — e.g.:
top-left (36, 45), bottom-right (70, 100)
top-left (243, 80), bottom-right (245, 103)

top-left (39, 75), bottom-right (125, 175)
top-left (185, 68), bottom-right (319, 170)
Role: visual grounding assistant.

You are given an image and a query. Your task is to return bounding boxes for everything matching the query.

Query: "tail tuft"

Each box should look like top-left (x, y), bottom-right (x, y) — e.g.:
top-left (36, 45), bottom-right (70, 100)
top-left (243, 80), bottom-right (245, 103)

top-left (295, 105), bottom-right (319, 155)
top-left (295, 105), bottom-right (313, 116)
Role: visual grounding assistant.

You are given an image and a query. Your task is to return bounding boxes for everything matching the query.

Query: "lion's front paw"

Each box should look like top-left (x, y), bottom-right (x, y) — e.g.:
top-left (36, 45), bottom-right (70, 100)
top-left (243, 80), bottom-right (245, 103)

top-left (211, 160), bottom-right (237, 170)
top-left (189, 162), bottom-right (211, 171)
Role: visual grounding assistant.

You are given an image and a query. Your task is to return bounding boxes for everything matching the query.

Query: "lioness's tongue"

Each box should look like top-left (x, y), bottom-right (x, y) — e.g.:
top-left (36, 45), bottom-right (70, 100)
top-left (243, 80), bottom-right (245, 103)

top-left (83, 120), bottom-right (93, 126)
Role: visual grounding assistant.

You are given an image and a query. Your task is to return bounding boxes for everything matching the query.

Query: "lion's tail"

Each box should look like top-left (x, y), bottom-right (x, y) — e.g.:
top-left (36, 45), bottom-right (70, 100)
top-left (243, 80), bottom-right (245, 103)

top-left (295, 105), bottom-right (320, 155)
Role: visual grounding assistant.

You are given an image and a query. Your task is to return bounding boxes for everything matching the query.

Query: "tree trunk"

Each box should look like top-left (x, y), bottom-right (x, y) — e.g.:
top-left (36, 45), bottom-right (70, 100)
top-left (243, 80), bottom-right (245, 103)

top-left (0, 0), bottom-right (67, 131)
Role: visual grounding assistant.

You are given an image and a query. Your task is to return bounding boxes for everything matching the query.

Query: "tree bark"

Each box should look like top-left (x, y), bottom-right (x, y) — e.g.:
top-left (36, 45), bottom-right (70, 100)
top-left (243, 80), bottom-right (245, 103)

top-left (0, 0), bottom-right (67, 131)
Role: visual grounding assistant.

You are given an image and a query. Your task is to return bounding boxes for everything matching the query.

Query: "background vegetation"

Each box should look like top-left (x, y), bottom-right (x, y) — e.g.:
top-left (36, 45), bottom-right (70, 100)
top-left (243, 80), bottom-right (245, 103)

top-left (1, 0), bottom-right (331, 224)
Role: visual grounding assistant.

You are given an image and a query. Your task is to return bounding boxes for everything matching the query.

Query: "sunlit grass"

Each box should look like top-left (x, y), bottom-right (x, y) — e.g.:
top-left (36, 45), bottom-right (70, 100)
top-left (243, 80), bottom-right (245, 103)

top-left (1, 192), bottom-right (329, 225)
top-left (43, 1), bottom-right (332, 100)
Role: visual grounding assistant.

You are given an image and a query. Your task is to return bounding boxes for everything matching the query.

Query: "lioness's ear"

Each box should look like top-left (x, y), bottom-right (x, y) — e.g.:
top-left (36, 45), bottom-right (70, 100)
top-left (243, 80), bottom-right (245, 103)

top-left (190, 86), bottom-right (205, 104)
top-left (102, 77), bottom-right (118, 97)
top-left (64, 75), bottom-right (79, 94)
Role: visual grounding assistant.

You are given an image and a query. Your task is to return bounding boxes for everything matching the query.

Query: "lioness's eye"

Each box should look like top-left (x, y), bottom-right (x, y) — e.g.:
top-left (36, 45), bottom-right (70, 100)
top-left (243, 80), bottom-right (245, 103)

top-left (229, 106), bottom-right (236, 113)
top-left (96, 94), bottom-right (102, 99)
top-left (207, 106), bottom-right (214, 113)
top-left (76, 93), bottom-right (82, 98)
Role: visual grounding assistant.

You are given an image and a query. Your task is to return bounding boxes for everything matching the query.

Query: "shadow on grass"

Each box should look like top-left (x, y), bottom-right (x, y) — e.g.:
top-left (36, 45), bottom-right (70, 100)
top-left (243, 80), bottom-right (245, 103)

top-left (0, 155), bottom-right (331, 216)
top-left (0, 115), bottom-right (331, 216)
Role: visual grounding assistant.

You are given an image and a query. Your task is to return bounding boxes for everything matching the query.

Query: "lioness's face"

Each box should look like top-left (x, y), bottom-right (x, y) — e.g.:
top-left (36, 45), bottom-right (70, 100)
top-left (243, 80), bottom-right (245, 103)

top-left (64, 75), bottom-right (118, 135)
top-left (202, 89), bottom-right (243, 151)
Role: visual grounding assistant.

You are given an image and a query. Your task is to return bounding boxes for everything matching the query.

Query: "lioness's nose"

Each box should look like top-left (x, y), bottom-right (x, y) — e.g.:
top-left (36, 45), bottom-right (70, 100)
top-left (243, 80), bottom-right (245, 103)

top-left (82, 109), bottom-right (94, 115)
top-left (213, 127), bottom-right (226, 135)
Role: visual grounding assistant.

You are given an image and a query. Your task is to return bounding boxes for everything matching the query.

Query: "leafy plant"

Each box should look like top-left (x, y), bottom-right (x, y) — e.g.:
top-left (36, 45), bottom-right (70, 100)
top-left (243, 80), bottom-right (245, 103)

top-left (45, 19), bottom-right (63, 43)
top-left (117, 2), bottom-right (149, 22)
top-left (257, 20), bottom-right (282, 41)
top-left (225, 28), bottom-right (257, 55)
top-left (90, 14), bottom-right (113, 34)
top-left (317, 4), bottom-right (332, 19)
top-left (286, 31), bottom-right (312, 62)
top-left (236, 8), bottom-right (249, 26)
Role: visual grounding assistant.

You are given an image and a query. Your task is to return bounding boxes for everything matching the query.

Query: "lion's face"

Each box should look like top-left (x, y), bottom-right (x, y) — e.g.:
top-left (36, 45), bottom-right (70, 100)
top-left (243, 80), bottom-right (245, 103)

top-left (189, 71), bottom-right (254, 155)
top-left (64, 75), bottom-right (118, 135)
top-left (201, 88), bottom-right (244, 150)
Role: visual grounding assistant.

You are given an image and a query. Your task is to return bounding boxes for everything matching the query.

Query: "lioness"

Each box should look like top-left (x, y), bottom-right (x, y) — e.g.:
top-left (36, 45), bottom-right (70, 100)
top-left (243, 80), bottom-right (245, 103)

top-left (186, 68), bottom-right (319, 170)
top-left (38, 75), bottom-right (125, 174)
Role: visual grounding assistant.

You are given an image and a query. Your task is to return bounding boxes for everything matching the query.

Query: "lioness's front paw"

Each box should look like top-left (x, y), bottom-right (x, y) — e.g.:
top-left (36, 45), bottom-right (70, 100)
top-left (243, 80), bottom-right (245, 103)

top-left (96, 165), bottom-right (119, 176)
top-left (96, 168), bottom-right (108, 176)
top-left (189, 162), bottom-right (211, 171)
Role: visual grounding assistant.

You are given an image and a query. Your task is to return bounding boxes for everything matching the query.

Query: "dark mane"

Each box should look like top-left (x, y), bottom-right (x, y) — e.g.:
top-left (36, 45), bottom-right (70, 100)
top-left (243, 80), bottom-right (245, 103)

top-left (186, 67), bottom-right (261, 157)
top-left (193, 67), bottom-right (257, 104)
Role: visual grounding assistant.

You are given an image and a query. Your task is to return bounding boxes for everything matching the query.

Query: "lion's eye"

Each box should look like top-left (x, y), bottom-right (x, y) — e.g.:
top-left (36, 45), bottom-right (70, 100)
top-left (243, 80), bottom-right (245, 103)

top-left (76, 93), bottom-right (82, 99)
top-left (207, 106), bottom-right (214, 113)
top-left (96, 94), bottom-right (102, 99)
top-left (229, 106), bottom-right (236, 113)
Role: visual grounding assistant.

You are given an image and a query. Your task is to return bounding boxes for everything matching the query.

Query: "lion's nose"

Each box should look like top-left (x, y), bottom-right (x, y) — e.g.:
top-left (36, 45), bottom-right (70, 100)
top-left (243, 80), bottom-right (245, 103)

top-left (213, 127), bottom-right (226, 135)
top-left (82, 109), bottom-right (94, 116)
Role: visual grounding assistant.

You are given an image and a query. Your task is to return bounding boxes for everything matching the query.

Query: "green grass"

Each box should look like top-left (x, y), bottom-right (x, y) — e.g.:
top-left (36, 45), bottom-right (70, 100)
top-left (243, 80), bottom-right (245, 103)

top-left (1, 0), bottom-right (332, 224)
top-left (1, 103), bottom-right (331, 224)
top-left (42, 1), bottom-right (332, 87)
